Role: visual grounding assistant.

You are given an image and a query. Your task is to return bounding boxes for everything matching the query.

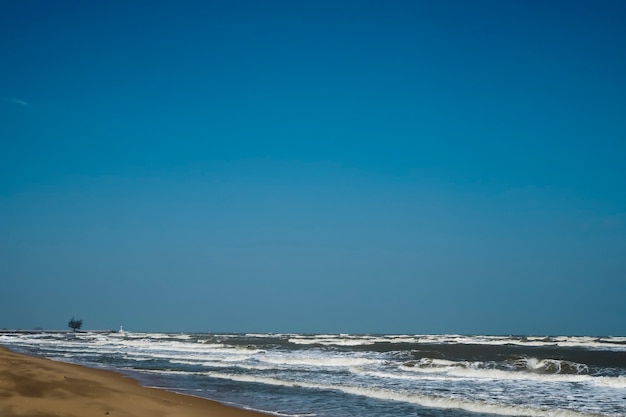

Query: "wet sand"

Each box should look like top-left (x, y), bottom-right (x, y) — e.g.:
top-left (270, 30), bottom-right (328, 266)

top-left (0, 345), bottom-right (269, 417)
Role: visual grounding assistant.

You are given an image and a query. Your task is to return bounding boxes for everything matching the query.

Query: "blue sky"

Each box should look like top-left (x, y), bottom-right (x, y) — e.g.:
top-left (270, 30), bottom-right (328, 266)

top-left (1, 1), bottom-right (625, 335)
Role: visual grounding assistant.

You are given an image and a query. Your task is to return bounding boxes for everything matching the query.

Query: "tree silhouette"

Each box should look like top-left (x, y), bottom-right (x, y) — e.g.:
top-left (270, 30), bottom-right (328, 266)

top-left (68, 317), bottom-right (83, 332)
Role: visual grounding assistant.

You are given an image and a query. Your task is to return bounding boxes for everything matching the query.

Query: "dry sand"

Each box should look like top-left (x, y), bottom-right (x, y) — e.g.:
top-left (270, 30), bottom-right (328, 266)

top-left (0, 345), bottom-right (269, 417)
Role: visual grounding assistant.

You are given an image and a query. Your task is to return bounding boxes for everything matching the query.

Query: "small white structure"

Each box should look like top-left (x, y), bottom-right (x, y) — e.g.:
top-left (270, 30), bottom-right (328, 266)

top-left (119, 325), bottom-right (125, 334)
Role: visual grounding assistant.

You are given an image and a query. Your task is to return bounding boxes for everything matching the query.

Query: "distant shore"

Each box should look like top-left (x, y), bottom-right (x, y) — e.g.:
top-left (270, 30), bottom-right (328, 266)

top-left (0, 345), bottom-right (269, 417)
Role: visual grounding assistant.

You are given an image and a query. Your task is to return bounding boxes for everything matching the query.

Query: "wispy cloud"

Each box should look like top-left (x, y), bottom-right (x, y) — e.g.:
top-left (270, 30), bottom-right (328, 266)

top-left (3, 97), bottom-right (30, 107)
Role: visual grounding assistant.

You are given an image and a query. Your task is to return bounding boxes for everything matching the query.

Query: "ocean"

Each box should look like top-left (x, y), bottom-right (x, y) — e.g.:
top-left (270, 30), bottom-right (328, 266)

top-left (1, 332), bottom-right (625, 417)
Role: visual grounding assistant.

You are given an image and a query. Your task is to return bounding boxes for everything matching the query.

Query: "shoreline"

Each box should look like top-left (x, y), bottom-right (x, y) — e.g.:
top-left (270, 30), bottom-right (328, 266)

top-left (0, 345), bottom-right (270, 417)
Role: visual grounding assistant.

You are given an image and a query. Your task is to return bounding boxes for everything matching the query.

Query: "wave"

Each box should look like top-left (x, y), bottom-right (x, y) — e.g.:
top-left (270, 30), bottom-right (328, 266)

top-left (207, 372), bottom-right (613, 417)
top-left (285, 334), bottom-right (626, 351)
top-left (4, 332), bottom-right (626, 353)
top-left (393, 358), bottom-right (626, 387)
top-left (524, 358), bottom-right (589, 375)
top-left (258, 354), bottom-right (380, 368)
top-left (403, 357), bottom-right (590, 375)
top-left (391, 364), bottom-right (592, 384)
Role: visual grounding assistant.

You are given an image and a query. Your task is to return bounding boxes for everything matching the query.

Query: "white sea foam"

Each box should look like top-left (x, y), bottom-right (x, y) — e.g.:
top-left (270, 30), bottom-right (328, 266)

top-left (4, 332), bottom-right (625, 351)
top-left (284, 334), bottom-right (626, 351)
top-left (288, 337), bottom-right (378, 346)
top-left (398, 361), bottom-right (601, 384)
top-left (208, 372), bottom-right (610, 417)
top-left (139, 369), bottom-right (201, 376)
top-left (591, 376), bottom-right (626, 389)
top-left (249, 410), bottom-right (317, 417)
top-left (524, 358), bottom-right (589, 374)
top-left (259, 354), bottom-right (380, 368)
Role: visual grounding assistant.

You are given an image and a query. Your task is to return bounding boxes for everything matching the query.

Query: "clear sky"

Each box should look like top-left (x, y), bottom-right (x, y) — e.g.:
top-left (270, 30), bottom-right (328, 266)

top-left (1, 1), bottom-right (625, 335)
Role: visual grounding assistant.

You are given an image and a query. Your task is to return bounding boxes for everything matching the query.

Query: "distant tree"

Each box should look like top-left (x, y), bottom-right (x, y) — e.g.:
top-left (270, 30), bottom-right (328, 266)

top-left (68, 317), bottom-right (83, 332)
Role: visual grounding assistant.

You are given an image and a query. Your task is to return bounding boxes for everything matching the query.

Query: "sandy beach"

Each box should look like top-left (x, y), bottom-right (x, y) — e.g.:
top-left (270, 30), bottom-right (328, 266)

top-left (0, 345), bottom-right (268, 417)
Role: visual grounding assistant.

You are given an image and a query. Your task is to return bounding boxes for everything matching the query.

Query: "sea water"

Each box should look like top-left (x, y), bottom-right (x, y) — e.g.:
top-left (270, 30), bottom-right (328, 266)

top-left (1, 332), bottom-right (625, 417)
